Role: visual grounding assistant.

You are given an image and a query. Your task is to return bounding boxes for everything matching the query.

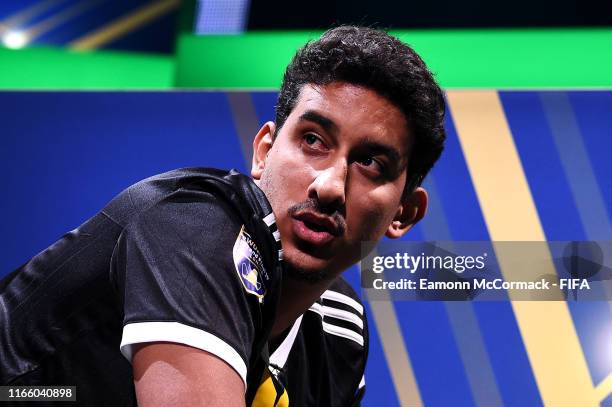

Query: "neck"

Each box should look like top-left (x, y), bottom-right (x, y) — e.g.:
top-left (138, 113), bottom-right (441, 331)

top-left (271, 276), bottom-right (333, 340)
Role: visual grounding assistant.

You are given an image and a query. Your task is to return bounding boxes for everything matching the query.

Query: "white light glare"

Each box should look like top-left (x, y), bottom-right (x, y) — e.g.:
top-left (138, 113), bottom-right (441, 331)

top-left (2, 31), bottom-right (29, 49)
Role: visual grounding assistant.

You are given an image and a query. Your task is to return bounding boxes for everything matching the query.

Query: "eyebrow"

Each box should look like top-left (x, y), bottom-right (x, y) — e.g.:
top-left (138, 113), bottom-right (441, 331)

top-left (299, 110), bottom-right (406, 169)
top-left (298, 110), bottom-right (339, 134)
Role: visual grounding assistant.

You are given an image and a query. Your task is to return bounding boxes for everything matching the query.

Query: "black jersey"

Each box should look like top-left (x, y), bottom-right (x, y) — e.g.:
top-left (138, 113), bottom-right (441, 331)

top-left (0, 168), bottom-right (283, 406)
top-left (253, 278), bottom-right (368, 407)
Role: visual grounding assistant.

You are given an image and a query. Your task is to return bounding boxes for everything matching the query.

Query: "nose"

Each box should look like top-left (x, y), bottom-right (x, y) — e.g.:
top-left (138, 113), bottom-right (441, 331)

top-left (307, 161), bottom-right (347, 210)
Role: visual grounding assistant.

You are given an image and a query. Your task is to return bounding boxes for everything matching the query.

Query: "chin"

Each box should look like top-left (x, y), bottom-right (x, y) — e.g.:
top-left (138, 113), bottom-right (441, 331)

top-left (284, 246), bottom-right (330, 271)
top-left (282, 247), bottom-right (336, 284)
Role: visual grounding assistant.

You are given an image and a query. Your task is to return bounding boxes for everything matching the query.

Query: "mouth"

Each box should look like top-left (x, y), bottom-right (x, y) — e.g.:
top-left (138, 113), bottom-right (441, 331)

top-left (292, 212), bottom-right (342, 246)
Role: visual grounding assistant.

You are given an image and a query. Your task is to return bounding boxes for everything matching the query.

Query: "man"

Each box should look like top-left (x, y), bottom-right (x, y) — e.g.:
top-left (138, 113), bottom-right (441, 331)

top-left (0, 26), bottom-right (445, 406)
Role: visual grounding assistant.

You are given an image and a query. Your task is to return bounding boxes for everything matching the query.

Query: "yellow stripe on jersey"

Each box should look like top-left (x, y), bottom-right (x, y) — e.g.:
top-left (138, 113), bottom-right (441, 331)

top-left (252, 370), bottom-right (289, 407)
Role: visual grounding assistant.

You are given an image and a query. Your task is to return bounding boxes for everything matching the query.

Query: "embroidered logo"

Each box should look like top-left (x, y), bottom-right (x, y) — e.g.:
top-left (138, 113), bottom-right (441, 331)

top-left (233, 226), bottom-right (266, 301)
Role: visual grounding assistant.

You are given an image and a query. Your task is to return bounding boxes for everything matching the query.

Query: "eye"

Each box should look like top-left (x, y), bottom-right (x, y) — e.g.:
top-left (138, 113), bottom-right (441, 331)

top-left (301, 133), bottom-right (327, 152)
top-left (359, 157), bottom-right (375, 166)
top-left (356, 156), bottom-right (386, 177)
top-left (304, 133), bottom-right (319, 145)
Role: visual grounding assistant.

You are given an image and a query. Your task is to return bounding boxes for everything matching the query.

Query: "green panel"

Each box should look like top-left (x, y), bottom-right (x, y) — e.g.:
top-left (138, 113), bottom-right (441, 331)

top-left (175, 29), bottom-right (612, 89)
top-left (174, 31), bottom-right (320, 89)
top-left (2, 29), bottom-right (611, 89)
top-left (406, 29), bottom-right (612, 89)
top-left (0, 47), bottom-right (174, 89)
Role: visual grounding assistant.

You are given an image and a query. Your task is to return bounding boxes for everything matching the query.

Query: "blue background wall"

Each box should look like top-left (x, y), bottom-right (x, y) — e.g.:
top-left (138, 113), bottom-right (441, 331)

top-left (1, 91), bottom-right (610, 406)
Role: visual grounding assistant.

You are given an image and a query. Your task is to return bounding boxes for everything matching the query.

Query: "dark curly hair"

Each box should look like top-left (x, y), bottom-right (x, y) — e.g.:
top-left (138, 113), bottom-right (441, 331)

top-left (275, 25), bottom-right (446, 194)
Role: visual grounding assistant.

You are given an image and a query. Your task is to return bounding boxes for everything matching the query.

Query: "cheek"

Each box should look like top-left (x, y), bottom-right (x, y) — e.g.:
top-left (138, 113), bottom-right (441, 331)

top-left (347, 191), bottom-right (401, 241)
top-left (260, 154), bottom-right (312, 213)
top-left (269, 151), bottom-right (314, 191)
top-left (259, 166), bottom-right (276, 203)
top-left (261, 153), bottom-right (286, 194)
top-left (361, 211), bottom-right (391, 241)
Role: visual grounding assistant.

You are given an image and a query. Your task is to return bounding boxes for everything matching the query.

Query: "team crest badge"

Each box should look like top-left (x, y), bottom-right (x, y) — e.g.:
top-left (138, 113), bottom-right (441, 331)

top-left (233, 226), bottom-right (266, 301)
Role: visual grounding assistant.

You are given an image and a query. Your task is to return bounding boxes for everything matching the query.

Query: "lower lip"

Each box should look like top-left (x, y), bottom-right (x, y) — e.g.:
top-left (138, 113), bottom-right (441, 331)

top-left (293, 219), bottom-right (335, 245)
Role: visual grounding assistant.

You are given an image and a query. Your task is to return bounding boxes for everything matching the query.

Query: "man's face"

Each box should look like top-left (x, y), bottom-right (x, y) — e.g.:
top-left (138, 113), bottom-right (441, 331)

top-left (253, 82), bottom-right (422, 281)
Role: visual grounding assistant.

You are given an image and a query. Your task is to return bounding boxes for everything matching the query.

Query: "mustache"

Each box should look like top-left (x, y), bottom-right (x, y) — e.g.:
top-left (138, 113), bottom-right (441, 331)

top-left (287, 198), bottom-right (347, 236)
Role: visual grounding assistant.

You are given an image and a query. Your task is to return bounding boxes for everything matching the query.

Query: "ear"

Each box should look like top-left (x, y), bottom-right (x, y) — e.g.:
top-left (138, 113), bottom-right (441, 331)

top-left (385, 187), bottom-right (428, 239)
top-left (251, 121), bottom-right (276, 180)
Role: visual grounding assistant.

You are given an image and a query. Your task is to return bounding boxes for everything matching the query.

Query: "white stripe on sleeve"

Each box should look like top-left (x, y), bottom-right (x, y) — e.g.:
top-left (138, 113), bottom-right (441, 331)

top-left (120, 322), bottom-right (248, 391)
top-left (321, 290), bottom-right (364, 315)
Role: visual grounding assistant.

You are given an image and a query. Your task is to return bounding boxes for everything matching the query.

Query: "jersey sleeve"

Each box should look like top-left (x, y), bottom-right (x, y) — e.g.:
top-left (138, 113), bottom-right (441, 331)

top-left (110, 188), bottom-right (262, 388)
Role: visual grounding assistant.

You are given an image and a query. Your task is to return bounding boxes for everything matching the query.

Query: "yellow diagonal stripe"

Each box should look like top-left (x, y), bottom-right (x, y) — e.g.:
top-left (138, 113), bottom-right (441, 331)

top-left (447, 90), bottom-right (599, 406)
top-left (69, 0), bottom-right (180, 51)
top-left (596, 373), bottom-right (612, 403)
top-left (368, 300), bottom-right (423, 407)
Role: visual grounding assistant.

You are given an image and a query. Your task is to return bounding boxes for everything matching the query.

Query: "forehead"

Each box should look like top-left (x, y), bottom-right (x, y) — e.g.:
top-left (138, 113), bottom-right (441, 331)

top-left (289, 82), bottom-right (411, 155)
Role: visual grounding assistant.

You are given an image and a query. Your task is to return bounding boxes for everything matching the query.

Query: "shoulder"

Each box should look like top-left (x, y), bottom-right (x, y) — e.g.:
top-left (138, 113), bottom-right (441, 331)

top-left (113, 170), bottom-right (283, 393)
top-left (103, 168), bottom-right (274, 229)
top-left (111, 167), bottom-right (282, 304)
